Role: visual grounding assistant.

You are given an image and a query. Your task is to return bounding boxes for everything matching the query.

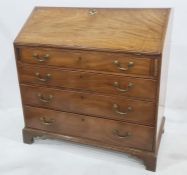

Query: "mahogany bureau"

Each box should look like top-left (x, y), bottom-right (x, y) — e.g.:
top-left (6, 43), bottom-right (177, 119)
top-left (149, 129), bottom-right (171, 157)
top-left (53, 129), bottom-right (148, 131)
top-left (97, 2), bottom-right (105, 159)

top-left (14, 7), bottom-right (171, 171)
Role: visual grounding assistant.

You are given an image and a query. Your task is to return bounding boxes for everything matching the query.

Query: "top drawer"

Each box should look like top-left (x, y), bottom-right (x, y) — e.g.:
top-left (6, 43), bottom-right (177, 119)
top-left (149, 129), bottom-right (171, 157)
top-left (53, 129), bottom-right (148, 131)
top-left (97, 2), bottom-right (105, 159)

top-left (17, 47), bottom-right (157, 77)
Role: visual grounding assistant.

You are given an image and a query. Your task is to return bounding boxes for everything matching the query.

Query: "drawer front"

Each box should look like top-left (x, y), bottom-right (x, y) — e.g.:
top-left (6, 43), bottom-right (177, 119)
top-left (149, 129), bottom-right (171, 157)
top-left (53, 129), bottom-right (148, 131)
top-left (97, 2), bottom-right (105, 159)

top-left (24, 106), bottom-right (154, 151)
top-left (21, 85), bottom-right (155, 125)
top-left (18, 64), bottom-right (156, 100)
top-left (18, 47), bottom-right (155, 77)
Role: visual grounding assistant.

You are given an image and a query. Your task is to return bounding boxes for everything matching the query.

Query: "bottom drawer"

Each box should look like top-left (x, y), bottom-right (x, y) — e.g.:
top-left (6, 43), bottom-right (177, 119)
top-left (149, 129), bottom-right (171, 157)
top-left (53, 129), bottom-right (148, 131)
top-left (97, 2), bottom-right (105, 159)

top-left (24, 106), bottom-right (154, 151)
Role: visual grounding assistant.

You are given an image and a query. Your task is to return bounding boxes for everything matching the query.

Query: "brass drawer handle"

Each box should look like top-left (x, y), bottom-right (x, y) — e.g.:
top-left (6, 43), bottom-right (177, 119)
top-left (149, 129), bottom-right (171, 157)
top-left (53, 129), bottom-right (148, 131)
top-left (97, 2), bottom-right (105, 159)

top-left (113, 104), bottom-right (132, 115)
top-left (89, 9), bottom-right (97, 16)
top-left (113, 82), bottom-right (133, 92)
top-left (35, 72), bottom-right (51, 82)
top-left (38, 93), bottom-right (53, 103)
top-left (32, 53), bottom-right (50, 62)
top-left (113, 129), bottom-right (132, 139)
top-left (40, 117), bottom-right (54, 126)
top-left (113, 60), bottom-right (134, 71)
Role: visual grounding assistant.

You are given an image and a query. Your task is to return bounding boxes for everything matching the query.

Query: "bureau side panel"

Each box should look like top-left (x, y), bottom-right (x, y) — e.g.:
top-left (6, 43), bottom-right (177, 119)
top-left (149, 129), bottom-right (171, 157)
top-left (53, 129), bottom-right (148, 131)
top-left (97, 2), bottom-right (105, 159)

top-left (155, 9), bottom-right (172, 151)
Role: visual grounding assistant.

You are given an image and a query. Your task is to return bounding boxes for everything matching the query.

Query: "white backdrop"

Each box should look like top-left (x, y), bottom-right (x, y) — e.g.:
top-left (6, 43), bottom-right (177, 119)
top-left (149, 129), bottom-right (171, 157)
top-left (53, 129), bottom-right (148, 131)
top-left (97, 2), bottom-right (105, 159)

top-left (0, 1), bottom-right (187, 175)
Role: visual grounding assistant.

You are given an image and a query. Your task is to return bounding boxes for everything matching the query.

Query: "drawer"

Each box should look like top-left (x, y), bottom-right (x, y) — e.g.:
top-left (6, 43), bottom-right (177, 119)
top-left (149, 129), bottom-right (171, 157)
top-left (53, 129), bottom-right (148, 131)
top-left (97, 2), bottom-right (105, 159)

top-left (18, 47), bottom-right (156, 77)
top-left (18, 64), bottom-right (157, 100)
top-left (24, 106), bottom-right (154, 151)
top-left (21, 85), bottom-right (155, 126)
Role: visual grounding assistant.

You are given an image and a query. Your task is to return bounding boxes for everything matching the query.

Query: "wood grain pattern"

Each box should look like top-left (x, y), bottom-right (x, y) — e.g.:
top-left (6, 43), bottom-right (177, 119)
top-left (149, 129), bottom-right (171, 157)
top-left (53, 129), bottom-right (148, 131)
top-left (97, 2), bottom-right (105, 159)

top-left (18, 46), bottom-right (155, 77)
top-left (21, 84), bottom-right (155, 126)
top-left (18, 64), bottom-right (157, 100)
top-left (15, 7), bottom-right (170, 54)
top-left (22, 116), bottom-right (165, 171)
top-left (24, 106), bottom-right (154, 151)
top-left (14, 7), bottom-right (171, 172)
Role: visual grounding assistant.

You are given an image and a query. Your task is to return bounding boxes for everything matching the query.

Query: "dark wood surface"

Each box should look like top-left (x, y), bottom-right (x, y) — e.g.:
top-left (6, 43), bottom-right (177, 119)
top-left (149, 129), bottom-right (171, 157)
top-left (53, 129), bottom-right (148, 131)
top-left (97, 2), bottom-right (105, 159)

top-left (21, 84), bottom-right (155, 126)
top-left (22, 116), bottom-right (165, 171)
top-left (18, 46), bottom-right (156, 77)
top-left (18, 64), bottom-right (157, 100)
top-left (14, 7), bottom-right (171, 172)
top-left (24, 106), bottom-right (154, 151)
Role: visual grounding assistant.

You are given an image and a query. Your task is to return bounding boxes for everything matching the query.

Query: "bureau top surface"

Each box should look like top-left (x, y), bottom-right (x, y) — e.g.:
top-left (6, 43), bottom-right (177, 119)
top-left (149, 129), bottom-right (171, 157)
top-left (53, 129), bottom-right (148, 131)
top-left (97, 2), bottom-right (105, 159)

top-left (15, 7), bottom-right (170, 55)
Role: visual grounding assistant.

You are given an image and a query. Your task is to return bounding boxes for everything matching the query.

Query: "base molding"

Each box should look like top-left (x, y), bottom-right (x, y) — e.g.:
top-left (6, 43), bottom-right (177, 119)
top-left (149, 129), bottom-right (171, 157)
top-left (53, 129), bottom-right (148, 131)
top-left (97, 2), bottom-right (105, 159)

top-left (22, 117), bottom-right (165, 172)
